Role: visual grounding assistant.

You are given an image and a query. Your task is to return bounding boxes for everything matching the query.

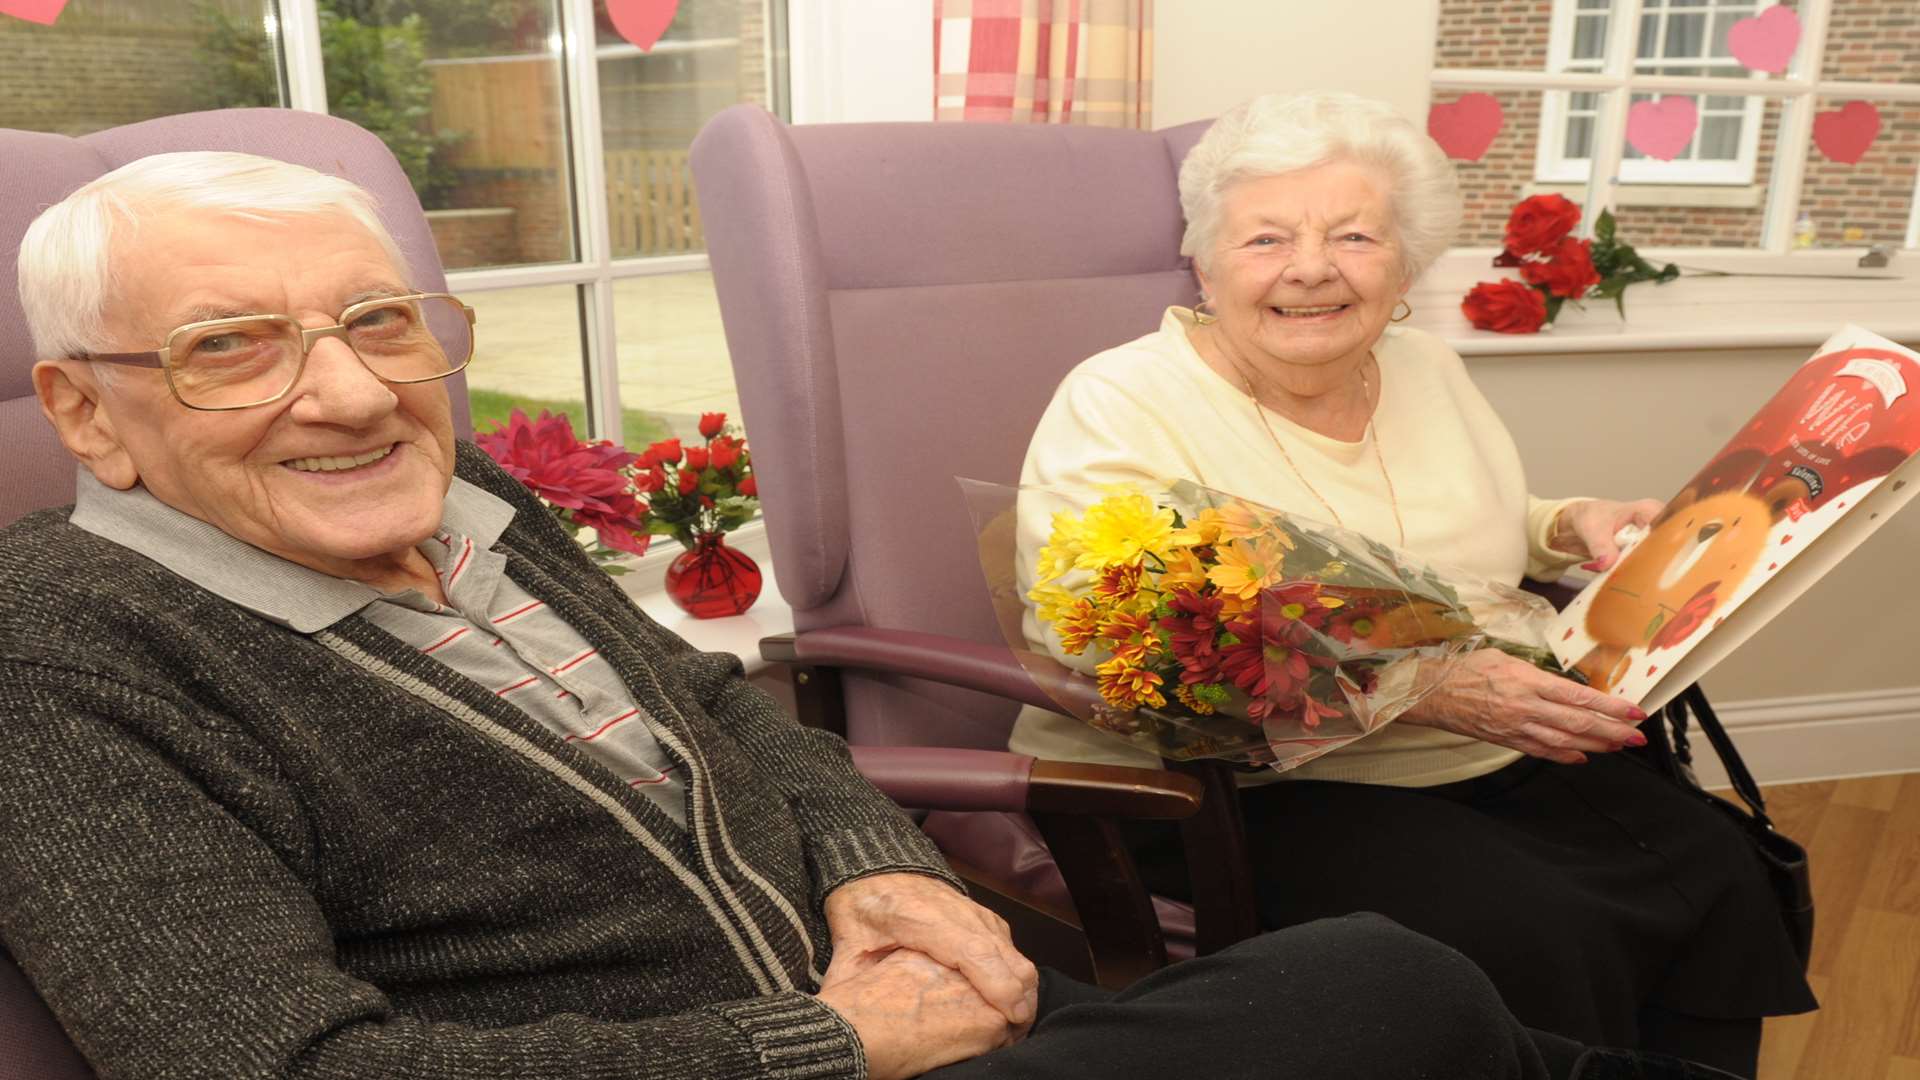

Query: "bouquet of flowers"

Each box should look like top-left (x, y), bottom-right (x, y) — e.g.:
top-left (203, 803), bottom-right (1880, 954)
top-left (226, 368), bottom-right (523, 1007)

top-left (1462, 194), bottom-right (1679, 334)
top-left (478, 409), bottom-right (759, 573)
top-left (629, 410), bottom-right (760, 551)
top-left (965, 479), bottom-right (1571, 772)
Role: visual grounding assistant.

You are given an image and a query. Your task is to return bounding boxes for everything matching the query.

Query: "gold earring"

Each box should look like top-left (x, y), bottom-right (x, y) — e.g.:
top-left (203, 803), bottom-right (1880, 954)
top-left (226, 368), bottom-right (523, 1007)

top-left (1194, 294), bottom-right (1218, 325)
top-left (1390, 300), bottom-right (1413, 323)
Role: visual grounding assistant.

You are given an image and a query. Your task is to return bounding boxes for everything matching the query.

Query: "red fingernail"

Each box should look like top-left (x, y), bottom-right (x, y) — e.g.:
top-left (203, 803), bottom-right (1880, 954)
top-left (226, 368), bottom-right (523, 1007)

top-left (1629, 707), bottom-right (1648, 721)
top-left (1581, 560), bottom-right (1605, 572)
top-left (1627, 732), bottom-right (1648, 747)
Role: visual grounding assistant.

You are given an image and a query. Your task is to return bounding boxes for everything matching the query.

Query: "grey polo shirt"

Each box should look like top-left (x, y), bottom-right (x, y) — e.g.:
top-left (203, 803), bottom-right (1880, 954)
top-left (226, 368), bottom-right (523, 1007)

top-left (69, 468), bottom-right (687, 826)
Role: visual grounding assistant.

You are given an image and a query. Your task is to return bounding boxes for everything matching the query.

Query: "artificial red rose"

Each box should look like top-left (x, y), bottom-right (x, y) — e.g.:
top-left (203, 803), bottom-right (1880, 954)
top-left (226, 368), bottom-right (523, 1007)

top-left (684, 445), bottom-right (710, 471)
top-left (698, 411), bottom-right (728, 439)
top-left (634, 465), bottom-right (667, 494)
top-left (677, 469), bottom-right (701, 495)
top-left (708, 438), bottom-right (741, 470)
top-left (1461, 280), bottom-right (1549, 334)
top-left (643, 438), bottom-right (682, 467)
top-left (739, 474), bottom-right (758, 497)
top-left (1520, 237), bottom-right (1602, 299)
top-left (1503, 194), bottom-right (1581, 256)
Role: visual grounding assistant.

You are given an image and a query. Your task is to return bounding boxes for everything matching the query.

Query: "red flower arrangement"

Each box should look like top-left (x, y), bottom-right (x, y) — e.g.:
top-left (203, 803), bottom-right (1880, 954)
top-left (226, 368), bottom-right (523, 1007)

top-left (1462, 194), bottom-right (1679, 334)
top-left (478, 408), bottom-right (760, 573)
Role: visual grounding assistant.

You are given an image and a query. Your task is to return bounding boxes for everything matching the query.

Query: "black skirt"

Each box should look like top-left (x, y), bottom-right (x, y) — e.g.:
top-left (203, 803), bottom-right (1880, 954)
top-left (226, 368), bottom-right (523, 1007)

top-left (1124, 750), bottom-right (1817, 1049)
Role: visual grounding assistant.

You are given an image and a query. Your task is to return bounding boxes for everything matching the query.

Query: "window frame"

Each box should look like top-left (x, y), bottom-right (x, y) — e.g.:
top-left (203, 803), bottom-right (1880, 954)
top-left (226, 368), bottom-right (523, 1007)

top-left (1536, 0), bottom-right (1776, 186)
top-left (1433, 0), bottom-right (1920, 253)
top-left (280, 0), bottom-right (787, 574)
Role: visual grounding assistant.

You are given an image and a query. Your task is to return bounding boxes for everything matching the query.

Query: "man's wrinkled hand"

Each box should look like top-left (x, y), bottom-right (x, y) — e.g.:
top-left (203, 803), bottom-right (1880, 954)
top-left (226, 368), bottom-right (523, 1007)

top-left (821, 872), bottom-right (1039, 1028)
top-left (816, 949), bottom-right (1020, 1080)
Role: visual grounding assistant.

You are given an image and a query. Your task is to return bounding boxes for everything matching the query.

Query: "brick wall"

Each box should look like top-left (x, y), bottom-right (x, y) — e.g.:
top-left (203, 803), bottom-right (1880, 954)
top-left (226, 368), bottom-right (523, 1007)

top-left (1435, 0), bottom-right (1915, 249)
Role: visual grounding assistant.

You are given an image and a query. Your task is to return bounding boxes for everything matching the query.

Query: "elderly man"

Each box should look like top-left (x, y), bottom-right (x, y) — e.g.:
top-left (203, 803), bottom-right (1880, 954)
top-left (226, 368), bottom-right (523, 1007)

top-left (0, 152), bottom-right (1720, 1080)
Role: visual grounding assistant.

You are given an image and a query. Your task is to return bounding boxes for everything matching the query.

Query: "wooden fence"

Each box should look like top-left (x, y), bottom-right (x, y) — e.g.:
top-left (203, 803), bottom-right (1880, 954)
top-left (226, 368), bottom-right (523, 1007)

top-left (605, 148), bottom-right (703, 256)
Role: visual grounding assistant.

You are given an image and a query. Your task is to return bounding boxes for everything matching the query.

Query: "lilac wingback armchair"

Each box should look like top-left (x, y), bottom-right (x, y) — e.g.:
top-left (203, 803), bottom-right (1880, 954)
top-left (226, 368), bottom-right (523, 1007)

top-left (0, 107), bottom-right (473, 1080)
top-left (690, 106), bottom-right (1261, 986)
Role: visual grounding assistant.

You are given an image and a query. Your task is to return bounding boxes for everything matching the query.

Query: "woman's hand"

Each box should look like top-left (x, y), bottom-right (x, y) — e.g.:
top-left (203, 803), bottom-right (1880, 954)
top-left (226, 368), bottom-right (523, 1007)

top-left (1400, 649), bottom-right (1648, 765)
top-left (1549, 497), bottom-right (1665, 572)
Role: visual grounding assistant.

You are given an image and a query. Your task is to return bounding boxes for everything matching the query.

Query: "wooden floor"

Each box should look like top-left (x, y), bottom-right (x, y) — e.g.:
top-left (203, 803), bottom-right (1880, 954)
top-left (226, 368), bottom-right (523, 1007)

top-left (1753, 772), bottom-right (1920, 1079)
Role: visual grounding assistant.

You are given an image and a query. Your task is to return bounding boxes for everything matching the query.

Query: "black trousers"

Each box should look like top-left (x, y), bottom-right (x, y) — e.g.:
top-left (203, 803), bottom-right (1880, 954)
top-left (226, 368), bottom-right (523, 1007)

top-left (927, 912), bottom-right (1590, 1080)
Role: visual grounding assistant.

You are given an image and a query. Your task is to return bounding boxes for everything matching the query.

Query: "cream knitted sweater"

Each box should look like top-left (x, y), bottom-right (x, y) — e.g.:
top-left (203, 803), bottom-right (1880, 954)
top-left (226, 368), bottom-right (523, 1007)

top-left (1009, 307), bottom-right (1585, 787)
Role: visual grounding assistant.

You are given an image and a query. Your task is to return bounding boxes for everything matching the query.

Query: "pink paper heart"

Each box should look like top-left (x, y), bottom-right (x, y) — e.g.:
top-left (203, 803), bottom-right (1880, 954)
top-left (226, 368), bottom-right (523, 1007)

top-left (0, 0), bottom-right (67, 25)
top-left (606, 0), bottom-right (678, 51)
top-left (1427, 94), bottom-right (1504, 162)
top-left (1626, 97), bottom-right (1698, 162)
top-left (1726, 5), bottom-right (1801, 74)
top-left (1813, 101), bottom-right (1881, 165)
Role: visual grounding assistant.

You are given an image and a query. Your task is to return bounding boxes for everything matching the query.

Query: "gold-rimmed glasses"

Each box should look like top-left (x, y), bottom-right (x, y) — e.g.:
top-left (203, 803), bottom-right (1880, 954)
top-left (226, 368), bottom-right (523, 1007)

top-left (77, 292), bottom-right (477, 412)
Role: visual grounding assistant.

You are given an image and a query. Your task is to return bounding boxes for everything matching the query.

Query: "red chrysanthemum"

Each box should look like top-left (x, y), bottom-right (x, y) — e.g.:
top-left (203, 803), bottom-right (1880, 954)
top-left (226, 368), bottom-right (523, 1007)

top-left (478, 409), bottom-right (651, 556)
top-left (1159, 589), bottom-right (1228, 683)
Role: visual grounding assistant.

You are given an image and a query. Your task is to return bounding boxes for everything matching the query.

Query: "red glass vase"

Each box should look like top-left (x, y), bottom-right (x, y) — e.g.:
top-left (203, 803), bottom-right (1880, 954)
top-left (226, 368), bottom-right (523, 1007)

top-left (663, 531), bottom-right (762, 619)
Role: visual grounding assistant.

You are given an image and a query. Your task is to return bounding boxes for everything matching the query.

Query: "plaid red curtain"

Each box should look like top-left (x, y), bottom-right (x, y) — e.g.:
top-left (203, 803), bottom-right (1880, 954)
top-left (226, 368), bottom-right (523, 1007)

top-left (934, 0), bottom-right (1153, 128)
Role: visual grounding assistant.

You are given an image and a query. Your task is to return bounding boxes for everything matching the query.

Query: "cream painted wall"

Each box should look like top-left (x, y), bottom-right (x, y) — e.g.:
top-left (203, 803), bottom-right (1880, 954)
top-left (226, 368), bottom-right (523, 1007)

top-left (1468, 344), bottom-right (1920, 703)
top-left (1152, 0), bottom-right (1438, 128)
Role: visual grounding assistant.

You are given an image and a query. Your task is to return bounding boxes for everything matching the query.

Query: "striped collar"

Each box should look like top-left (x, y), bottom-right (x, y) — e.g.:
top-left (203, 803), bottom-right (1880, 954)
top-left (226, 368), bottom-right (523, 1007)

top-left (68, 464), bottom-right (517, 633)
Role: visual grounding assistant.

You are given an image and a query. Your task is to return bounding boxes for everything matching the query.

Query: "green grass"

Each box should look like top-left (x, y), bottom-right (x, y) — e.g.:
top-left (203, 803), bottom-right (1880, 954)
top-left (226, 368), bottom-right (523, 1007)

top-left (467, 389), bottom-right (676, 447)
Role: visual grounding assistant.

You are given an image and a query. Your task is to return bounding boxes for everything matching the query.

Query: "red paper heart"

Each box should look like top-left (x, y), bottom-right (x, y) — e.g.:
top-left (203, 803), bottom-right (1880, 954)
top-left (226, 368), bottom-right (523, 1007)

top-left (0, 0), bottom-right (68, 24)
top-left (606, 0), bottom-right (679, 51)
top-left (1726, 6), bottom-right (1801, 74)
top-left (1626, 98), bottom-right (1698, 161)
top-left (1813, 101), bottom-right (1881, 165)
top-left (1768, 562), bottom-right (1779, 570)
top-left (1646, 666), bottom-right (1659, 677)
top-left (1780, 534), bottom-right (1793, 544)
top-left (1428, 94), bottom-right (1504, 162)
top-left (1562, 628), bottom-right (1574, 641)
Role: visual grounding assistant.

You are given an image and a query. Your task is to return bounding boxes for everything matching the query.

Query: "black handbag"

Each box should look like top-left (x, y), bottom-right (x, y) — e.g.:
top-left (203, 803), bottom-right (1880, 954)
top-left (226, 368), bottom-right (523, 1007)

top-left (1645, 684), bottom-right (1815, 972)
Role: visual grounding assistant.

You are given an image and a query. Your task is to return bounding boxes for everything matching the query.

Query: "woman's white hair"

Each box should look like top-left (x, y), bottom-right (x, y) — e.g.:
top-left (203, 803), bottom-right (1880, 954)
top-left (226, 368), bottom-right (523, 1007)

top-left (16, 151), bottom-right (408, 363)
top-left (1178, 91), bottom-right (1463, 282)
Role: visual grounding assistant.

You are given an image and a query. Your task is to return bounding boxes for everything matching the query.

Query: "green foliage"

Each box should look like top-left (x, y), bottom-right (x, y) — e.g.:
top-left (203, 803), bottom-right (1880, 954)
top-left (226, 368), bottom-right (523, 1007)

top-left (1588, 209), bottom-right (1682, 318)
top-left (192, 0), bottom-right (468, 209)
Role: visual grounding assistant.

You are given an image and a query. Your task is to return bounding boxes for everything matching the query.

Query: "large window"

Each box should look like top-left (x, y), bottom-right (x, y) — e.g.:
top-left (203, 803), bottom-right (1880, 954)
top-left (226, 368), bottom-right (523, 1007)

top-left (1, 0), bottom-right (787, 453)
top-left (1432, 0), bottom-right (1920, 251)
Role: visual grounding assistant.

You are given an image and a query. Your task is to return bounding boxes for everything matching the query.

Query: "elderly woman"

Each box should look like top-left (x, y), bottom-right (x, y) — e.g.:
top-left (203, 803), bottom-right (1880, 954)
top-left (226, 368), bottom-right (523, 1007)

top-left (2, 149), bottom-right (1715, 1080)
top-left (1012, 92), bottom-right (1815, 1075)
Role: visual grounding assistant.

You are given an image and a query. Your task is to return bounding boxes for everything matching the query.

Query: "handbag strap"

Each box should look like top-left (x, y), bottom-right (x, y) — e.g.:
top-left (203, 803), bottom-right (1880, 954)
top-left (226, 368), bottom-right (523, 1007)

top-left (1668, 683), bottom-right (1776, 829)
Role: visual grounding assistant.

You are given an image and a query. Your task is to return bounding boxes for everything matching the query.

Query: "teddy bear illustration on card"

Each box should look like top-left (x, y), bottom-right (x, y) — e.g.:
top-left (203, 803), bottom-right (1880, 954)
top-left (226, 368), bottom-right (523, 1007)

top-left (1569, 345), bottom-right (1920, 695)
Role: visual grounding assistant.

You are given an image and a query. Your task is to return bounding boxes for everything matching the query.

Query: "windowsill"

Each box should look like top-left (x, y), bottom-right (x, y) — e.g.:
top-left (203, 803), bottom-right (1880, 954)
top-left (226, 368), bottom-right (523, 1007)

top-left (1407, 248), bottom-right (1920, 356)
top-left (1523, 181), bottom-right (1766, 210)
top-left (612, 521), bottom-right (793, 672)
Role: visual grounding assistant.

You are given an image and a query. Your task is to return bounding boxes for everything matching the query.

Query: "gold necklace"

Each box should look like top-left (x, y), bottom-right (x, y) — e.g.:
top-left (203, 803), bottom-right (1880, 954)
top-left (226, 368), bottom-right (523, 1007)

top-left (1234, 352), bottom-right (1407, 546)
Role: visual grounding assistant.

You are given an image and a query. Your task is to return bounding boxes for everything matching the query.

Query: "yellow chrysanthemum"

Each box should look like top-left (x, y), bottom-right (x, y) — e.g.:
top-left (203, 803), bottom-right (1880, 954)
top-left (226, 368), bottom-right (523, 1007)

top-left (1095, 655), bottom-right (1167, 710)
top-left (1027, 582), bottom-right (1078, 624)
top-left (1208, 536), bottom-right (1291, 600)
top-left (1073, 492), bottom-right (1175, 571)
top-left (1032, 510), bottom-right (1088, 585)
top-left (1169, 503), bottom-right (1275, 547)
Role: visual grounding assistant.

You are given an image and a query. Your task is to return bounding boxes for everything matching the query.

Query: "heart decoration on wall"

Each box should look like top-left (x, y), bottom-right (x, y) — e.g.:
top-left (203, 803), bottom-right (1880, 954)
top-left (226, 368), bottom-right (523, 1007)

top-left (1812, 100), bottom-right (1882, 164)
top-left (606, 0), bottom-right (679, 52)
top-left (1625, 97), bottom-right (1699, 161)
top-left (1427, 94), bottom-right (1505, 161)
top-left (0, 0), bottom-right (68, 25)
top-left (1726, 5), bottom-right (1801, 74)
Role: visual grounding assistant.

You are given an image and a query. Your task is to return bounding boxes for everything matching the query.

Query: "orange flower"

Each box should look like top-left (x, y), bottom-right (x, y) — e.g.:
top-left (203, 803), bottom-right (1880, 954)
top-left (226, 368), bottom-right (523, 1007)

top-left (1097, 609), bottom-right (1159, 664)
top-left (1158, 547), bottom-right (1210, 594)
top-left (1170, 503), bottom-right (1271, 547)
top-left (1092, 562), bottom-right (1146, 606)
top-left (1208, 536), bottom-right (1290, 600)
top-left (1096, 655), bottom-right (1167, 710)
top-left (1056, 597), bottom-right (1101, 655)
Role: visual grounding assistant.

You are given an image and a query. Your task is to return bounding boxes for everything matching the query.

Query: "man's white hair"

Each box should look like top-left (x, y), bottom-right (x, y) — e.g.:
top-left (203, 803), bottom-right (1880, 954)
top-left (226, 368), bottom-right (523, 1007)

top-left (1178, 91), bottom-right (1463, 282)
top-left (16, 151), bottom-right (409, 363)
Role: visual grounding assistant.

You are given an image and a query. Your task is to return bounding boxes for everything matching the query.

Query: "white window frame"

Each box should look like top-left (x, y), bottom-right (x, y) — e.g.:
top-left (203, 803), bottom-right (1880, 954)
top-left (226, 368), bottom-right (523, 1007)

top-left (1434, 0), bottom-right (1920, 252)
top-left (1537, 0), bottom-right (1775, 185)
top-left (280, 0), bottom-right (788, 575)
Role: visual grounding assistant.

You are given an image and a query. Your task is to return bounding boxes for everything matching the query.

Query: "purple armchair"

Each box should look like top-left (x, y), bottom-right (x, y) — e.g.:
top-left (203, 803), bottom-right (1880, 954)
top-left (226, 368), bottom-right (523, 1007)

top-left (690, 106), bottom-right (1262, 987)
